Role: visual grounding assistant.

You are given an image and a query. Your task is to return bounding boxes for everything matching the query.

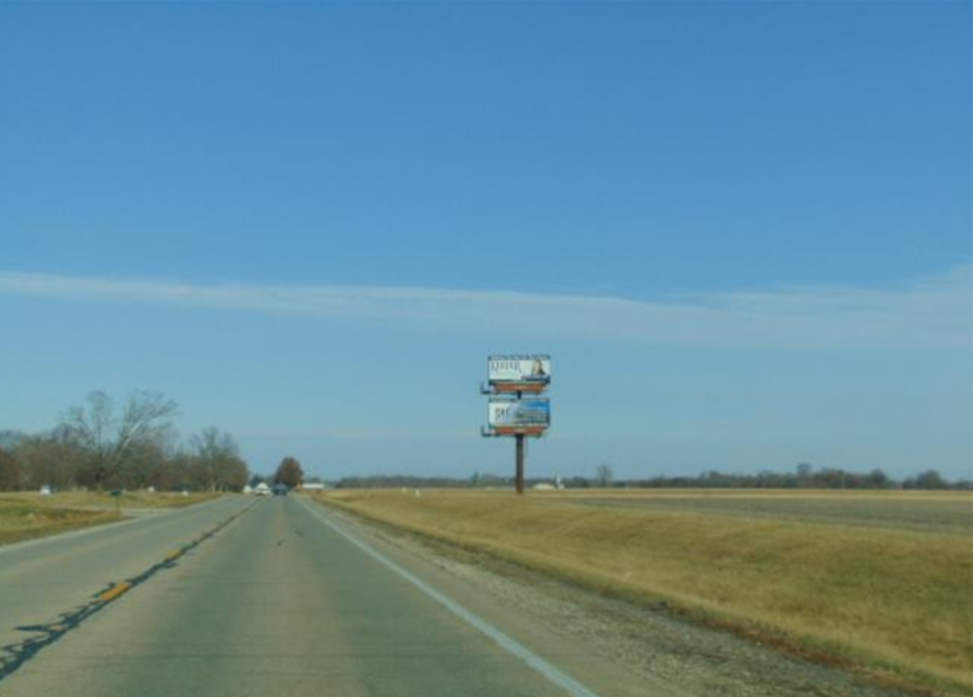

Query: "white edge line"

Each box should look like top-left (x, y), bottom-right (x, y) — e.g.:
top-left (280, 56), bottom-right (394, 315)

top-left (298, 497), bottom-right (605, 697)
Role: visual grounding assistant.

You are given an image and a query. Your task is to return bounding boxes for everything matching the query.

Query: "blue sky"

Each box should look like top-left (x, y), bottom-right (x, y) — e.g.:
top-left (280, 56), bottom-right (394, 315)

top-left (1, 2), bottom-right (970, 481)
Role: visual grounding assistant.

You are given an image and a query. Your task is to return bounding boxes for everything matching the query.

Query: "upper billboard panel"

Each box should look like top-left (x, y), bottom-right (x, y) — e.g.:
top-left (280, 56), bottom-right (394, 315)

top-left (487, 355), bottom-right (550, 393)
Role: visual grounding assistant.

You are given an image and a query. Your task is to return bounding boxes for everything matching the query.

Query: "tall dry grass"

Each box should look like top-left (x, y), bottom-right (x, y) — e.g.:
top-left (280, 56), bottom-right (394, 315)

top-left (0, 491), bottom-right (222, 545)
top-left (316, 489), bottom-right (973, 697)
top-left (0, 499), bottom-right (120, 545)
top-left (28, 490), bottom-right (222, 510)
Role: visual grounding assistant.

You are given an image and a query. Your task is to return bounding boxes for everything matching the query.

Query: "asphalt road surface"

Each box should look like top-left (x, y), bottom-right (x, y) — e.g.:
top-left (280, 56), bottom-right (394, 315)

top-left (0, 495), bottom-right (675, 697)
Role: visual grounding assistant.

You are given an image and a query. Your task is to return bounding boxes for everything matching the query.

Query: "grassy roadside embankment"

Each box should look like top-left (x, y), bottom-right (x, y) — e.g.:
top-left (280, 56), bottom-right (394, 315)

top-left (0, 491), bottom-right (223, 546)
top-left (313, 489), bottom-right (973, 697)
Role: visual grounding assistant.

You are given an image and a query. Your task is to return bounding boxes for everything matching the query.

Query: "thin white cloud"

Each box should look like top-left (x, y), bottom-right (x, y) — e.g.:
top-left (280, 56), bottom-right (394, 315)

top-left (0, 265), bottom-right (969, 349)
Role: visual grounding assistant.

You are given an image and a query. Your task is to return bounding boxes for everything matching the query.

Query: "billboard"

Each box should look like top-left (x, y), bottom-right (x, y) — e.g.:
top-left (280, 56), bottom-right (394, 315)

top-left (488, 398), bottom-right (550, 434)
top-left (487, 355), bottom-right (551, 392)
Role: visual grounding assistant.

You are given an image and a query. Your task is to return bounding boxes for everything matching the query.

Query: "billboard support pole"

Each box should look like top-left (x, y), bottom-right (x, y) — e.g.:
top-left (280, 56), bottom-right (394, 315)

top-left (515, 434), bottom-right (525, 495)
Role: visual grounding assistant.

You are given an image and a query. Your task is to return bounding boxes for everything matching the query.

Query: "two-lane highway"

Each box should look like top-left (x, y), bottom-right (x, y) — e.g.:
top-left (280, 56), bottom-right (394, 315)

top-left (0, 495), bottom-right (253, 657)
top-left (0, 495), bottom-right (675, 697)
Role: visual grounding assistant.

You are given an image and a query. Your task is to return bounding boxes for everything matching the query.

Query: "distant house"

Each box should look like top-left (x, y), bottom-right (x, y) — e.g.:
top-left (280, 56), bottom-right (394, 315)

top-left (302, 482), bottom-right (326, 491)
top-left (532, 482), bottom-right (556, 491)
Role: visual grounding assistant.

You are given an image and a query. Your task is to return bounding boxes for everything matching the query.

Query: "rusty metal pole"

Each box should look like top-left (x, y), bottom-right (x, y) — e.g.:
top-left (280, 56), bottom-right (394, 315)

top-left (515, 434), bottom-right (525, 495)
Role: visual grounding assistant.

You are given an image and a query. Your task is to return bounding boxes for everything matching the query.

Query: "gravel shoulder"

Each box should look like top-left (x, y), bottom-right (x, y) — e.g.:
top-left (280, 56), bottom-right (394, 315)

top-left (324, 501), bottom-right (920, 697)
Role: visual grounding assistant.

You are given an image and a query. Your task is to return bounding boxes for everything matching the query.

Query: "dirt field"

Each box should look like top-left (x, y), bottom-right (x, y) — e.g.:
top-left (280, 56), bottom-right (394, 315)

top-left (314, 488), bottom-right (973, 697)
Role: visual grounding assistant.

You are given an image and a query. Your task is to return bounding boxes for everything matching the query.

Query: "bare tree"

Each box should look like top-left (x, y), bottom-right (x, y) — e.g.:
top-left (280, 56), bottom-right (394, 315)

top-left (15, 433), bottom-right (87, 490)
top-left (190, 427), bottom-right (248, 491)
top-left (120, 440), bottom-right (171, 489)
top-left (61, 390), bottom-right (178, 489)
top-left (595, 464), bottom-right (614, 488)
top-left (0, 447), bottom-right (23, 491)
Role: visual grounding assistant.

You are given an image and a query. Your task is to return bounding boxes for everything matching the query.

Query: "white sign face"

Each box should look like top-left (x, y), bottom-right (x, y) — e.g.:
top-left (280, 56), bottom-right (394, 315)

top-left (488, 398), bottom-right (550, 429)
top-left (488, 355), bottom-right (551, 386)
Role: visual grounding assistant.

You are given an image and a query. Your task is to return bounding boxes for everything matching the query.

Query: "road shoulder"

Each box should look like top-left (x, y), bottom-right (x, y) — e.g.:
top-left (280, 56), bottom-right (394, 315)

top-left (304, 496), bottom-right (914, 697)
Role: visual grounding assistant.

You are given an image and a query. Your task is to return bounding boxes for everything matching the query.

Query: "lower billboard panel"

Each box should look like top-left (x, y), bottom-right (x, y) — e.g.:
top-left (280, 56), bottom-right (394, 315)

top-left (488, 398), bottom-right (550, 432)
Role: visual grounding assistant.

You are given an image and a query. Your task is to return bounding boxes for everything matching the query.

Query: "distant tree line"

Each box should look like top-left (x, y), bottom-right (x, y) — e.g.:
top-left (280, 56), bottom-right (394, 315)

top-left (336, 474), bottom-right (474, 489)
top-left (329, 463), bottom-right (971, 491)
top-left (623, 463), bottom-right (971, 491)
top-left (0, 390), bottom-right (249, 492)
top-left (335, 473), bottom-right (602, 489)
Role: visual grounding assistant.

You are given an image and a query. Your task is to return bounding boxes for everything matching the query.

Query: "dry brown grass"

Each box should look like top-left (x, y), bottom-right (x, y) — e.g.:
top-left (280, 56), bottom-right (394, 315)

top-left (313, 489), bottom-right (973, 697)
top-left (544, 488), bottom-right (973, 535)
top-left (24, 490), bottom-right (223, 510)
top-left (0, 490), bottom-right (223, 545)
top-left (0, 499), bottom-right (120, 545)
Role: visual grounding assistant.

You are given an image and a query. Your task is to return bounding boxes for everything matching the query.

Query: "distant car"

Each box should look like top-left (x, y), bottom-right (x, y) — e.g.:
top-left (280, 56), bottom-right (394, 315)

top-left (272, 484), bottom-right (288, 496)
top-left (253, 483), bottom-right (272, 496)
